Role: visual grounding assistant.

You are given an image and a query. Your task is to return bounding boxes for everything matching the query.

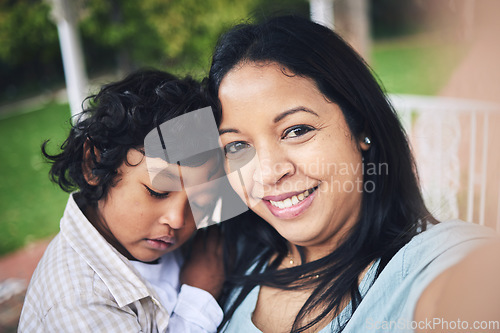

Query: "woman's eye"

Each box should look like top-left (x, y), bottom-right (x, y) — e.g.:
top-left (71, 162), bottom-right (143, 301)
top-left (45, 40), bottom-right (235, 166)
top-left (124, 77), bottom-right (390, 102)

top-left (223, 141), bottom-right (256, 170)
top-left (282, 125), bottom-right (315, 139)
top-left (224, 141), bottom-right (251, 158)
top-left (145, 186), bottom-right (170, 199)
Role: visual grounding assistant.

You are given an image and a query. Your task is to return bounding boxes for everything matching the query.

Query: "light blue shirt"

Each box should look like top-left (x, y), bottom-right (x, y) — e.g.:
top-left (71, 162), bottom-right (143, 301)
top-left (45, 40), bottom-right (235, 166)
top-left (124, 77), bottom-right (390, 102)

top-left (222, 220), bottom-right (497, 332)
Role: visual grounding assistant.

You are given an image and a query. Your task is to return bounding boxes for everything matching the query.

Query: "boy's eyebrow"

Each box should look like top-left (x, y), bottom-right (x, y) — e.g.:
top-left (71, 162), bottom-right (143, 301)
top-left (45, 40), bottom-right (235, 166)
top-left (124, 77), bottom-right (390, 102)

top-left (149, 166), bottom-right (181, 182)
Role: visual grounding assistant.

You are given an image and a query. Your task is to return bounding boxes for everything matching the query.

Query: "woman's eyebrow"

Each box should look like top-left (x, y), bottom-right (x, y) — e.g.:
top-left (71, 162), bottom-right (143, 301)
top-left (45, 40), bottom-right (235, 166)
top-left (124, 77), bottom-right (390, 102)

top-left (218, 107), bottom-right (319, 135)
top-left (273, 107), bottom-right (319, 123)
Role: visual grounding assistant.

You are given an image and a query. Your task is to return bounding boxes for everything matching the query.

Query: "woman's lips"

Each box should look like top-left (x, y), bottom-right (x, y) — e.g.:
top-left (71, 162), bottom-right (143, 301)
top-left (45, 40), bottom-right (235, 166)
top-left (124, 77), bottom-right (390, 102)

top-left (145, 236), bottom-right (175, 250)
top-left (262, 186), bottom-right (318, 219)
top-left (262, 188), bottom-right (310, 202)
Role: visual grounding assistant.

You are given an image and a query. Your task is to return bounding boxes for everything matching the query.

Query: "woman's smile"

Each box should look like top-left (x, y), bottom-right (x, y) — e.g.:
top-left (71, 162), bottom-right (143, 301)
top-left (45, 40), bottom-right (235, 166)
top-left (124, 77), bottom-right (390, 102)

top-left (261, 185), bottom-right (319, 219)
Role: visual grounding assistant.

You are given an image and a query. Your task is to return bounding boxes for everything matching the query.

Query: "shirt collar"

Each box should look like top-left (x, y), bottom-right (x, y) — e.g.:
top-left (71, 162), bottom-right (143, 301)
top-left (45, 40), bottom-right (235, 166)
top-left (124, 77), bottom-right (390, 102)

top-left (60, 194), bottom-right (168, 317)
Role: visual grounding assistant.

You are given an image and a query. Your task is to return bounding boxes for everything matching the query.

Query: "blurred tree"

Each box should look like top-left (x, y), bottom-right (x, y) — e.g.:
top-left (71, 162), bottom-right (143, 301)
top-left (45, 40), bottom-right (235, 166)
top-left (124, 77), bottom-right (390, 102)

top-left (141, 0), bottom-right (256, 71)
top-left (0, 0), bottom-right (63, 102)
top-left (370, 0), bottom-right (474, 40)
top-left (79, 0), bottom-right (309, 75)
top-left (0, 0), bottom-right (59, 65)
top-left (0, 0), bottom-right (309, 102)
top-left (80, 0), bottom-right (165, 75)
top-left (370, 0), bottom-right (428, 38)
top-left (78, 0), bottom-right (260, 75)
top-left (252, 0), bottom-right (309, 21)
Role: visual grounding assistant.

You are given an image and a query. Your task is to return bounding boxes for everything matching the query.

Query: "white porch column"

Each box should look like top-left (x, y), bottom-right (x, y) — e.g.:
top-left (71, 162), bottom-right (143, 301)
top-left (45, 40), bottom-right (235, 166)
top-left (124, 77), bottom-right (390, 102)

top-left (310, 0), bottom-right (371, 60)
top-left (48, 0), bottom-right (88, 118)
top-left (310, 0), bottom-right (335, 30)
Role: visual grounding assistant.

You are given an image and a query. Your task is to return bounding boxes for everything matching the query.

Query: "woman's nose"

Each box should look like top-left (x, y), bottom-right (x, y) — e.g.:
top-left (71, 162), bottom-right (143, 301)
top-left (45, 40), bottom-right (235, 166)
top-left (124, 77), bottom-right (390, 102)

top-left (253, 145), bottom-right (295, 186)
top-left (159, 191), bottom-right (188, 229)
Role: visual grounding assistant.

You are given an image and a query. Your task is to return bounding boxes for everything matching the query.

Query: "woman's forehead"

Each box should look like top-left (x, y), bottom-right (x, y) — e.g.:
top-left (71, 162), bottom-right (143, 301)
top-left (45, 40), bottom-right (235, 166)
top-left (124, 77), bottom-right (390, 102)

top-left (220, 62), bottom-right (319, 103)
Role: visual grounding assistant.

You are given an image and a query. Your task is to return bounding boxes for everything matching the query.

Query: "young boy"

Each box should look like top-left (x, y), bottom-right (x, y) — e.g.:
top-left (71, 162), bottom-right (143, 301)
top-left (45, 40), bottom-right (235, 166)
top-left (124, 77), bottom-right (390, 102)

top-left (18, 70), bottom-right (224, 332)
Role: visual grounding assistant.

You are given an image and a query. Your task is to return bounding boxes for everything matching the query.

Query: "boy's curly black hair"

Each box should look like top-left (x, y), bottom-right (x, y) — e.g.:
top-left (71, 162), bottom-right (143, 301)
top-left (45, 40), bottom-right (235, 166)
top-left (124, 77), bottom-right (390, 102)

top-left (42, 69), bottom-right (209, 206)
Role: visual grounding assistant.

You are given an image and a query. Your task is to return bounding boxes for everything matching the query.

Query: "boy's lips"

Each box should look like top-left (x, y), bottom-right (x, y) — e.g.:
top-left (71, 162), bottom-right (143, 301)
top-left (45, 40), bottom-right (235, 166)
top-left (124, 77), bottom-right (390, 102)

top-left (145, 236), bottom-right (176, 250)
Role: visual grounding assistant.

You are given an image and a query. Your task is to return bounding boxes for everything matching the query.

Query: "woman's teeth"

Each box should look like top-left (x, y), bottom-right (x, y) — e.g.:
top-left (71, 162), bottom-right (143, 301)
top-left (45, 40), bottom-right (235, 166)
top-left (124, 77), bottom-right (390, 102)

top-left (269, 188), bottom-right (316, 208)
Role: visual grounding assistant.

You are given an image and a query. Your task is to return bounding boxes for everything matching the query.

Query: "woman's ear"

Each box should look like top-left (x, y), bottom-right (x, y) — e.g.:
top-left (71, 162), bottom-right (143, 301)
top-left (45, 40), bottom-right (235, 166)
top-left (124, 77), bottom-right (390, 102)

top-left (359, 133), bottom-right (372, 151)
top-left (82, 140), bottom-right (99, 186)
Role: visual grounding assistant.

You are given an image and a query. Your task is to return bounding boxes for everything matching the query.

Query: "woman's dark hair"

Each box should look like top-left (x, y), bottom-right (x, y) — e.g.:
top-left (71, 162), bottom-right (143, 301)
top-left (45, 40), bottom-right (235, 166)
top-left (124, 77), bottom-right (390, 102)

top-left (42, 69), bottom-right (209, 206)
top-left (208, 15), bottom-right (437, 332)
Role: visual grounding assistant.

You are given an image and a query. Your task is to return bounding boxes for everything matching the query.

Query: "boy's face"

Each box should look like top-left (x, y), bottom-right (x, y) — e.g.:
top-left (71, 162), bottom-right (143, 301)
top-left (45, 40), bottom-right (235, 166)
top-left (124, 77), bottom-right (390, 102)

top-left (93, 149), bottom-right (217, 262)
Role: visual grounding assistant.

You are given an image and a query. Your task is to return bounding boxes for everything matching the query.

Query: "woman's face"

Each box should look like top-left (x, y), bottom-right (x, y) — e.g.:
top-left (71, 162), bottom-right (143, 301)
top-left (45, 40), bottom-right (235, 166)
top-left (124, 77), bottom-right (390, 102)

top-left (218, 62), bottom-right (369, 258)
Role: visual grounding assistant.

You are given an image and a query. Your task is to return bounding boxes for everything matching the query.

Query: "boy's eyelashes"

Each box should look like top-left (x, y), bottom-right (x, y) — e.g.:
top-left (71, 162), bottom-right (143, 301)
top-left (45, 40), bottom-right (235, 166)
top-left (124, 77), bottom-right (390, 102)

top-left (144, 185), bottom-right (170, 199)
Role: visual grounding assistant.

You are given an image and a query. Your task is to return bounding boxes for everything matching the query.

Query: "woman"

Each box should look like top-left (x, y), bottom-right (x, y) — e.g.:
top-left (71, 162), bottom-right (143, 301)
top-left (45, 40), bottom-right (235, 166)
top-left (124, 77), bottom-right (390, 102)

top-left (208, 16), bottom-right (500, 332)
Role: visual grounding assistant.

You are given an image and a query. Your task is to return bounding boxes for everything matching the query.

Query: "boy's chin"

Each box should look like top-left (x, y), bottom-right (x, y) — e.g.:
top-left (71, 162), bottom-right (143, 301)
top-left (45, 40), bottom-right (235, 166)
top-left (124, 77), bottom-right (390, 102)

top-left (132, 252), bottom-right (163, 264)
top-left (131, 248), bottom-right (168, 263)
top-left (138, 257), bottom-right (162, 264)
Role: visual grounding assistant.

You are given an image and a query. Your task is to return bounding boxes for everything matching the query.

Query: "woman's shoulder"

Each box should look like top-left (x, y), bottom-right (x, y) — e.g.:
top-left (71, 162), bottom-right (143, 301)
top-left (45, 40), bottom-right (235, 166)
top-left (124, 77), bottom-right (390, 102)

top-left (373, 219), bottom-right (498, 287)
top-left (414, 219), bottom-right (496, 243)
top-left (401, 220), bottom-right (497, 273)
top-left (343, 221), bottom-right (498, 331)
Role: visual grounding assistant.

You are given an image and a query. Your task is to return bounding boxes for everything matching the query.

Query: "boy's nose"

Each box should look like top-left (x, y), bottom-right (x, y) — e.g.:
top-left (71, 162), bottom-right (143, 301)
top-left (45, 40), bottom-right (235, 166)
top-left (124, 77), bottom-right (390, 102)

top-left (159, 191), bottom-right (188, 229)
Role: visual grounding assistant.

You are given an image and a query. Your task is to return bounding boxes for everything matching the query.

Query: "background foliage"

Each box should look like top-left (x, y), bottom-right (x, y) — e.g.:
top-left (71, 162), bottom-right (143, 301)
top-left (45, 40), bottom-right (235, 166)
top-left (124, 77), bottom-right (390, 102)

top-left (1, 0), bottom-right (453, 104)
top-left (0, 0), bottom-right (63, 102)
top-left (0, 0), bottom-right (468, 255)
top-left (0, 0), bottom-right (311, 103)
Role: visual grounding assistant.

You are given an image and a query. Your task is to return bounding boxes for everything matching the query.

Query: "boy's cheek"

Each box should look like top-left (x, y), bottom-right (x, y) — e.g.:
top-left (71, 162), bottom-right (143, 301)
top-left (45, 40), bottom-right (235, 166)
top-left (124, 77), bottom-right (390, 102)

top-left (175, 220), bottom-right (197, 248)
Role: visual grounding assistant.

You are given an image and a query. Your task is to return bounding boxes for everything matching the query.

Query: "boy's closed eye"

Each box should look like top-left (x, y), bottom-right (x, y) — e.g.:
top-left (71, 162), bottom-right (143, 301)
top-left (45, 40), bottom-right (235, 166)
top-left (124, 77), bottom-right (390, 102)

top-left (144, 185), bottom-right (170, 199)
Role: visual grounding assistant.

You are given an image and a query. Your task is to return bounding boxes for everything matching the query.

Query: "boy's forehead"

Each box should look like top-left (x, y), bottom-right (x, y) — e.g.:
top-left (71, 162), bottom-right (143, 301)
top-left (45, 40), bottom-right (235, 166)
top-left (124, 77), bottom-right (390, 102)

top-left (143, 106), bottom-right (222, 191)
top-left (143, 106), bottom-right (249, 228)
top-left (145, 156), bottom-right (218, 191)
top-left (143, 106), bottom-right (220, 164)
top-left (145, 157), bottom-right (181, 191)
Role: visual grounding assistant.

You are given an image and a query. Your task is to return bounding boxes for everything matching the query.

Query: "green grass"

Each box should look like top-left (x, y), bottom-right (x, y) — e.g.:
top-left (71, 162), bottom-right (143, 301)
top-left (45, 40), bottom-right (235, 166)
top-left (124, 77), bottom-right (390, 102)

top-left (0, 103), bottom-right (71, 255)
top-left (0, 35), bottom-right (468, 256)
top-left (371, 36), bottom-right (467, 95)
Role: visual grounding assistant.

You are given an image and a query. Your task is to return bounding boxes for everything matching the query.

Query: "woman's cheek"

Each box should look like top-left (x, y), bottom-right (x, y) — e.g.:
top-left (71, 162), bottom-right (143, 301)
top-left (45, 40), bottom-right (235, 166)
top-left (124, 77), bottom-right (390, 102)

top-left (226, 171), bottom-right (244, 198)
top-left (225, 158), bottom-right (261, 209)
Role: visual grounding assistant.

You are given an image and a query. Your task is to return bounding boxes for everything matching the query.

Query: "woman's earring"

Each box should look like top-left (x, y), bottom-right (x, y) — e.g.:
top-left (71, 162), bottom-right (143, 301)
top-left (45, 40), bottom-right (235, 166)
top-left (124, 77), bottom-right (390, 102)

top-left (364, 137), bottom-right (371, 145)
